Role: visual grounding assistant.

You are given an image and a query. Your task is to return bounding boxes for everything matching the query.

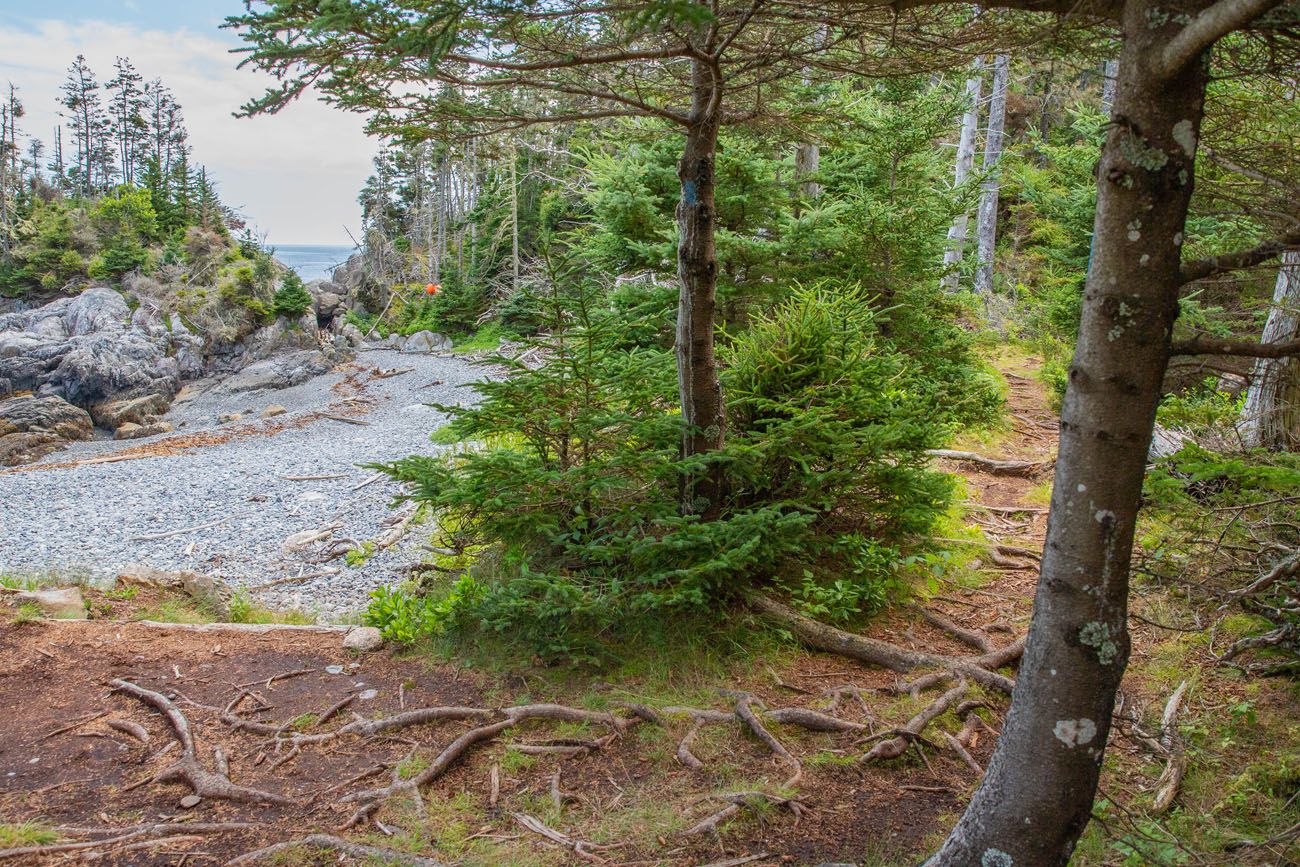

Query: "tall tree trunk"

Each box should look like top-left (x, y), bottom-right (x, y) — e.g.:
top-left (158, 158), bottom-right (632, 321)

top-left (928, 3), bottom-right (1208, 862)
top-left (973, 54), bottom-right (1010, 300)
top-left (1102, 58), bottom-right (1120, 116)
top-left (1037, 60), bottom-right (1055, 159)
top-left (942, 60), bottom-right (984, 291)
top-left (510, 140), bottom-right (520, 294)
top-left (1239, 250), bottom-right (1300, 449)
top-left (794, 141), bottom-right (820, 209)
top-left (676, 58), bottom-right (726, 518)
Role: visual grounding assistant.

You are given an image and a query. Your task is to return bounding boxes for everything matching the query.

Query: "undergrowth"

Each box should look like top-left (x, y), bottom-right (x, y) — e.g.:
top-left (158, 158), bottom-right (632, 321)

top-left (366, 257), bottom-right (997, 660)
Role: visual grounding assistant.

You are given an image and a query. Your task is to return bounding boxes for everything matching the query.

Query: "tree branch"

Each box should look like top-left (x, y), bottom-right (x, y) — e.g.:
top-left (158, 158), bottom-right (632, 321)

top-left (1179, 232), bottom-right (1300, 285)
top-left (1169, 336), bottom-right (1300, 358)
top-left (1157, 0), bottom-right (1287, 78)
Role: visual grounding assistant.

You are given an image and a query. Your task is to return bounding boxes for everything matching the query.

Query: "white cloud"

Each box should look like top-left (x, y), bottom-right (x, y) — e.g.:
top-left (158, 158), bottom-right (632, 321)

top-left (0, 18), bottom-right (376, 245)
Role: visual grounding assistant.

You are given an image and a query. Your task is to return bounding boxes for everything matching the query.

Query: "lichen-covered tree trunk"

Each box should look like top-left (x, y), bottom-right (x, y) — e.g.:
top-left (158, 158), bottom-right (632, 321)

top-left (676, 58), bottom-right (726, 517)
top-left (928, 4), bottom-right (1208, 863)
top-left (941, 60), bottom-right (984, 291)
top-left (973, 54), bottom-right (1010, 301)
top-left (1240, 250), bottom-right (1300, 448)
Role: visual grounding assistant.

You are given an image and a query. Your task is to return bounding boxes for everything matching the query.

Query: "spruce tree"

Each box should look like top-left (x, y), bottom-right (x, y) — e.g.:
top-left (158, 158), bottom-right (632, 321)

top-left (272, 270), bottom-right (312, 318)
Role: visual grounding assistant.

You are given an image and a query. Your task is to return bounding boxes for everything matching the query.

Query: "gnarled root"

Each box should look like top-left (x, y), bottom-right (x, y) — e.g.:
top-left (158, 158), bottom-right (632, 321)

top-left (749, 594), bottom-right (1023, 695)
top-left (111, 679), bottom-right (291, 805)
top-left (0, 822), bottom-right (252, 861)
top-left (861, 680), bottom-right (968, 763)
top-left (684, 792), bottom-right (807, 837)
top-left (225, 833), bottom-right (446, 866)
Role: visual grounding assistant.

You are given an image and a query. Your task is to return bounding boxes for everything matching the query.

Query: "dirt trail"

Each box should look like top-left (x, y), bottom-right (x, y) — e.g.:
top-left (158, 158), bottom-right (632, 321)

top-left (0, 357), bottom-right (1062, 866)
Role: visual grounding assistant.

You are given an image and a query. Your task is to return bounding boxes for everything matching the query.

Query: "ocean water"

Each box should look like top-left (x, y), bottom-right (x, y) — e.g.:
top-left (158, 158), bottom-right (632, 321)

top-left (273, 244), bottom-right (356, 283)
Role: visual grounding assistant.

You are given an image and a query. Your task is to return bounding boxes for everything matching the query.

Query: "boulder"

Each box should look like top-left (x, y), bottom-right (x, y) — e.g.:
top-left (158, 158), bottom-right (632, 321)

top-left (385, 333), bottom-right (405, 350)
top-left (0, 394), bottom-right (94, 440)
top-left (315, 291), bottom-right (344, 321)
top-left (235, 315), bottom-right (321, 366)
top-left (0, 394), bottom-right (93, 466)
top-left (402, 330), bottom-right (453, 353)
top-left (343, 626), bottom-right (385, 652)
top-left (14, 587), bottom-right (86, 619)
top-left (91, 392), bottom-right (172, 429)
top-left (337, 323), bottom-right (365, 348)
top-left (260, 404), bottom-right (287, 419)
top-left (113, 420), bottom-right (174, 440)
top-left (219, 350), bottom-right (333, 394)
top-left (217, 412), bottom-right (243, 424)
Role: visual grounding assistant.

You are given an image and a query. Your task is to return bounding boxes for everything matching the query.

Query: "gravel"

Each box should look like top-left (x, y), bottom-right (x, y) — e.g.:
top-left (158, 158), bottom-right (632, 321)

top-left (0, 349), bottom-right (491, 619)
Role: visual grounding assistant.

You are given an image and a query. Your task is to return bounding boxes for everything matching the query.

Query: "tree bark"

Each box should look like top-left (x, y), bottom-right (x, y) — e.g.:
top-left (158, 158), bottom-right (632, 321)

top-left (676, 57), bottom-right (726, 518)
top-left (1101, 58), bottom-right (1119, 116)
top-left (794, 141), bottom-right (821, 208)
top-left (1239, 250), bottom-right (1300, 448)
top-left (941, 60), bottom-right (984, 291)
top-left (510, 140), bottom-right (520, 294)
top-left (973, 54), bottom-right (1010, 300)
top-left (928, 3), bottom-right (1209, 863)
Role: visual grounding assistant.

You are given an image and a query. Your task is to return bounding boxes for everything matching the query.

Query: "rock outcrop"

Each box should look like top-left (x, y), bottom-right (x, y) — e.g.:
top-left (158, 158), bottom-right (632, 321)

top-left (0, 394), bottom-right (94, 466)
top-left (0, 287), bottom-right (198, 407)
top-left (218, 349), bottom-right (335, 394)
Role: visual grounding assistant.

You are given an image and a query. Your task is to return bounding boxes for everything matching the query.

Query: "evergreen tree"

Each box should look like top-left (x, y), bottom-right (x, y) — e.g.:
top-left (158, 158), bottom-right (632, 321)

top-left (59, 55), bottom-right (113, 196)
top-left (107, 57), bottom-right (148, 185)
top-left (272, 270), bottom-right (313, 318)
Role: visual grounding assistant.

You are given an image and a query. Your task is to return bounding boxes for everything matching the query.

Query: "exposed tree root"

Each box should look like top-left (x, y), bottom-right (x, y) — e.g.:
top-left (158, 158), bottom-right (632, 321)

top-left (225, 833), bottom-right (446, 866)
top-left (0, 822), bottom-right (253, 861)
top-left (111, 679), bottom-right (291, 805)
top-left (684, 792), bottom-right (807, 837)
top-left (749, 594), bottom-right (1023, 694)
top-left (725, 691), bottom-right (802, 787)
top-left (105, 718), bottom-right (151, 744)
top-left (339, 718), bottom-right (517, 806)
top-left (861, 680), bottom-right (968, 762)
top-left (911, 606), bottom-right (993, 653)
top-left (511, 812), bottom-right (617, 863)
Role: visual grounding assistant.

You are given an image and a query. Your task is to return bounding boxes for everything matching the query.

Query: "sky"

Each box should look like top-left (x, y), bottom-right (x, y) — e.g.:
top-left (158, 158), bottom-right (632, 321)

top-left (0, 1), bottom-right (375, 245)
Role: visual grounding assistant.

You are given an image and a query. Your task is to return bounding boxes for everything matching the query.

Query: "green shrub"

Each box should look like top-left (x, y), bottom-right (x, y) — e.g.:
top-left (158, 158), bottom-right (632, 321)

top-left (369, 276), bottom-right (954, 658)
top-left (272, 270), bottom-right (313, 318)
top-left (1156, 377), bottom-right (1245, 433)
top-left (88, 241), bottom-right (149, 281)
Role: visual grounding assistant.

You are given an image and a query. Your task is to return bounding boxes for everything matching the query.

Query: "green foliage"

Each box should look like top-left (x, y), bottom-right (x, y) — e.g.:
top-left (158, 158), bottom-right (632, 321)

top-left (1143, 445), bottom-right (1300, 675)
top-left (344, 540), bottom-right (377, 567)
top-left (1156, 378), bottom-right (1245, 433)
top-left (0, 199), bottom-right (88, 295)
top-left (91, 186), bottom-right (160, 246)
top-left (368, 269), bottom-right (957, 658)
top-left (364, 577), bottom-right (485, 643)
top-left (0, 822), bottom-right (59, 848)
top-left (272, 270), bottom-right (313, 318)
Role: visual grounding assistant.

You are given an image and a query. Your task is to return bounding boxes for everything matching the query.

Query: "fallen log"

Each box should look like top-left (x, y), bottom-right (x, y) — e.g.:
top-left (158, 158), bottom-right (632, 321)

top-left (927, 449), bottom-right (1050, 476)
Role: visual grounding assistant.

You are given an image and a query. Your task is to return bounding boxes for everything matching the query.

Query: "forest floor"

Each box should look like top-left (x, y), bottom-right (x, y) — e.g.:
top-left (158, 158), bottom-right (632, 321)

top-left (1, 347), bottom-right (1296, 866)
